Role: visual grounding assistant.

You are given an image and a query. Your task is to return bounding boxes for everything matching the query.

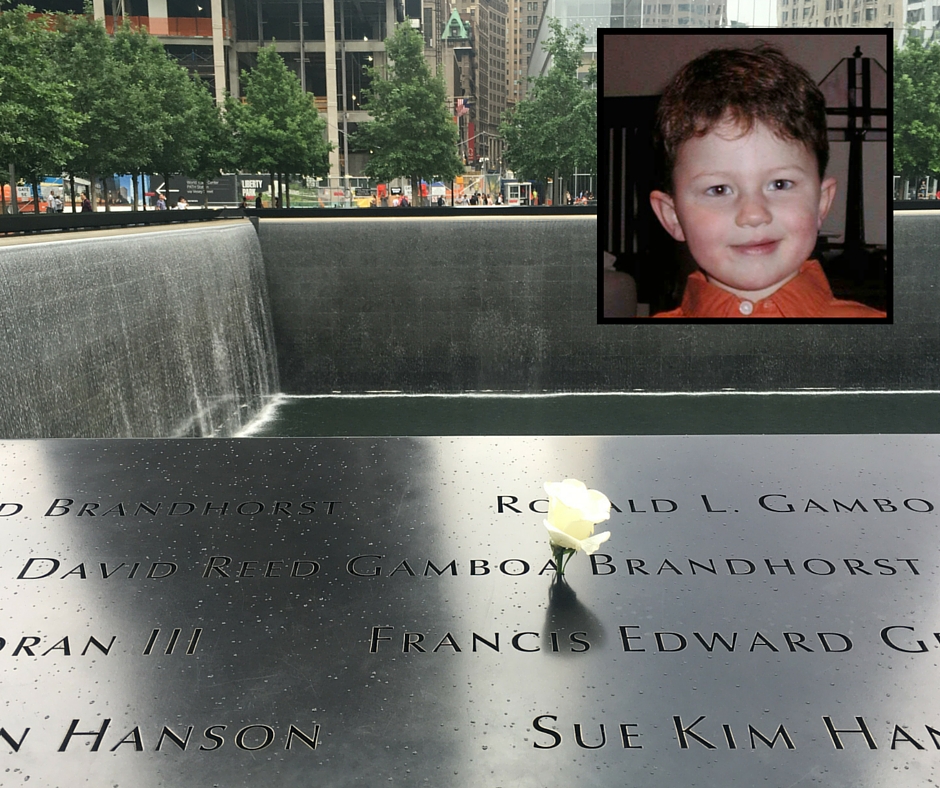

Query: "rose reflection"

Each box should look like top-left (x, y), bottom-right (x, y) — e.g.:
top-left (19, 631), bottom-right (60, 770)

top-left (542, 576), bottom-right (606, 656)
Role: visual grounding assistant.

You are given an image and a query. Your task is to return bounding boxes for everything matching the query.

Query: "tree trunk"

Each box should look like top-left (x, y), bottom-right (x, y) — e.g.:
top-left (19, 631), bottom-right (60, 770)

top-left (103, 178), bottom-right (111, 212)
top-left (31, 177), bottom-right (41, 214)
top-left (89, 169), bottom-right (96, 211)
top-left (270, 172), bottom-right (276, 208)
top-left (286, 177), bottom-right (290, 209)
top-left (132, 172), bottom-right (139, 211)
top-left (69, 173), bottom-right (76, 213)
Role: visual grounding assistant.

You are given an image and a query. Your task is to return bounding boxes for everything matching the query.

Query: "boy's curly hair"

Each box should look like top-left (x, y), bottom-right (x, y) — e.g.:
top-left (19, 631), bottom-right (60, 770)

top-left (655, 44), bottom-right (829, 192)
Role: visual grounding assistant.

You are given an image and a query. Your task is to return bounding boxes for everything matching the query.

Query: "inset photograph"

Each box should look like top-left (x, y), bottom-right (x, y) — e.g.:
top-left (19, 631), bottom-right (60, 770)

top-left (599, 30), bottom-right (890, 322)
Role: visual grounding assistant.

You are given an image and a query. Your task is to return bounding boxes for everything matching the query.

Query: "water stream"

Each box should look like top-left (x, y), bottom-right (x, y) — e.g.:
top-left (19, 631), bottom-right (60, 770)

top-left (0, 223), bottom-right (278, 438)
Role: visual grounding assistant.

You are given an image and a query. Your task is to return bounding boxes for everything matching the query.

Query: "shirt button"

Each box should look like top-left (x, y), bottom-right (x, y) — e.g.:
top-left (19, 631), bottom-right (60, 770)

top-left (739, 300), bottom-right (754, 315)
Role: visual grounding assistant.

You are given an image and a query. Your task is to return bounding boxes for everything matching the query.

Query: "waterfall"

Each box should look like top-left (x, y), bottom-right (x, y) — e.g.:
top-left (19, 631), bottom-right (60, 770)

top-left (0, 221), bottom-right (278, 438)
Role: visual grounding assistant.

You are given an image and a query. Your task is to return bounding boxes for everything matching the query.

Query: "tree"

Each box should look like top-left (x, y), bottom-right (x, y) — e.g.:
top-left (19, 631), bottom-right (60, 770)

top-left (185, 78), bottom-right (236, 202)
top-left (500, 19), bottom-right (596, 197)
top-left (110, 22), bottom-right (179, 205)
top-left (354, 22), bottom-right (463, 203)
top-left (894, 35), bottom-right (940, 185)
top-left (147, 61), bottom-right (231, 207)
top-left (0, 6), bottom-right (83, 212)
top-left (56, 11), bottom-right (165, 210)
top-left (233, 43), bottom-right (332, 205)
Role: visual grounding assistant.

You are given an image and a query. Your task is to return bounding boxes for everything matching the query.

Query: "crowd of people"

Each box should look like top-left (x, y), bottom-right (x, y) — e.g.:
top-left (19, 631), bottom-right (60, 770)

top-left (40, 190), bottom-right (96, 212)
top-left (38, 189), bottom-right (194, 212)
top-left (565, 190), bottom-right (594, 205)
top-left (33, 186), bottom-right (591, 211)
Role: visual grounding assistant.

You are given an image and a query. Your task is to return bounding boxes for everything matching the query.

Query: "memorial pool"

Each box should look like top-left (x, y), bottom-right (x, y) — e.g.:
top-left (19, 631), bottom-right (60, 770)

top-left (1, 212), bottom-right (936, 440)
top-left (241, 391), bottom-right (940, 437)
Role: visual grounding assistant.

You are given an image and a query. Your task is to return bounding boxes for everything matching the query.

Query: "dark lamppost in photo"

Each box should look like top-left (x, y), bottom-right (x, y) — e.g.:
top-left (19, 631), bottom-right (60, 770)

top-left (819, 45), bottom-right (888, 270)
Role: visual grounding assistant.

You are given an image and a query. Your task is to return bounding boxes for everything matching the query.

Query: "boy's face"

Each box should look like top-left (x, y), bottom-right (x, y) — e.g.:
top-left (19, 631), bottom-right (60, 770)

top-left (650, 118), bottom-right (837, 301)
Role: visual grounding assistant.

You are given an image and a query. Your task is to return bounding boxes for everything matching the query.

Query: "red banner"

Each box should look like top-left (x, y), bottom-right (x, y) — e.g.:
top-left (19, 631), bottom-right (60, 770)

top-left (467, 122), bottom-right (475, 165)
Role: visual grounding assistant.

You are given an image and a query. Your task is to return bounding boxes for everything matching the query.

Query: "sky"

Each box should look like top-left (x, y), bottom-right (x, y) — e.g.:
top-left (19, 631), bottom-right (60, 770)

top-left (726, 0), bottom-right (777, 26)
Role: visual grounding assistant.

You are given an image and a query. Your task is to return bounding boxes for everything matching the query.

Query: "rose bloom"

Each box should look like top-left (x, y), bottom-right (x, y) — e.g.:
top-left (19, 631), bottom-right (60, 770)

top-left (650, 117), bottom-right (837, 302)
top-left (544, 479), bottom-right (612, 555)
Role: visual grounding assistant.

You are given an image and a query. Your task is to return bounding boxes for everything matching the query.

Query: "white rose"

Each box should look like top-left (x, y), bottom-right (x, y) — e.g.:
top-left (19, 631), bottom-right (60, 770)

top-left (543, 479), bottom-right (612, 556)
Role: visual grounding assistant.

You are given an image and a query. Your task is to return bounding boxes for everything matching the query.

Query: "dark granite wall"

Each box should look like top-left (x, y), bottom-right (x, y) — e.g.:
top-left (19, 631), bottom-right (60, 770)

top-left (0, 221), bottom-right (278, 438)
top-left (260, 213), bottom-right (936, 393)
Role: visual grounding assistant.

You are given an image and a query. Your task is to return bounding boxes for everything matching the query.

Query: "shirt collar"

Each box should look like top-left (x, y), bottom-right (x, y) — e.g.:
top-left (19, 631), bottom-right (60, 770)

top-left (679, 260), bottom-right (834, 318)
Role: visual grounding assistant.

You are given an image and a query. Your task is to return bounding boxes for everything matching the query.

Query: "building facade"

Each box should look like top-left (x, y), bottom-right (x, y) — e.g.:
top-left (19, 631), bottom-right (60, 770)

top-left (91, 0), bottom-right (402, 181)
top-left (454, 0), bottom-right (508, 166)
top-left (527, 0), bottom-right (726, 80)
top-left (776, 0), bottom-right (898, 32)
top-left (895, 0), bottom-right (938, 43)
top-left (508, 0), bottom-right (547, 106)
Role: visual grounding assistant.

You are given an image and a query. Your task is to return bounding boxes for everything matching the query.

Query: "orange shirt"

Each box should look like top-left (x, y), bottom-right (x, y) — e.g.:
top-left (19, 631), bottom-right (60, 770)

top-left (653, 260), bottom-right (886, 319)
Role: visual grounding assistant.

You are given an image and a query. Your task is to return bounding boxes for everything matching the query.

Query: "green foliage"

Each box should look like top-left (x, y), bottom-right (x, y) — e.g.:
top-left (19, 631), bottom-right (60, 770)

top-left (894, 35), bottom-right (940, 179)
top-left (0, 6), bottom-right (83, 179)
top-left (354, 23), bottom-right (463, 187)
top-left (111, 23), bottom-right (180, 174)
top-left (500, 19), bottom-right (596, 183)
top-left (10, 10), bottom-right (235, 196)
top-left (187, 78), bottom-right (235, 181)
top-left (232, 44), bottom-right (331, 178)
top-left (56, 15), bottom-right (172, 178)
top-left (2, 9), bottom-right (335, 200)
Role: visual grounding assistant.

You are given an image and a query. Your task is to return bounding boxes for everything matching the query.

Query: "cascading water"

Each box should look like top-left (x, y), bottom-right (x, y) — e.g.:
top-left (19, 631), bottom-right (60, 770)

top-left (0, 221), bottom-right (278, 438)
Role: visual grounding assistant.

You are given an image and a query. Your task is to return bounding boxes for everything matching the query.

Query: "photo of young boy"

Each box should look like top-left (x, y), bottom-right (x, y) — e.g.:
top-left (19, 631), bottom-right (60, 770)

top-left (600, 32), bottom-right (890, 321)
